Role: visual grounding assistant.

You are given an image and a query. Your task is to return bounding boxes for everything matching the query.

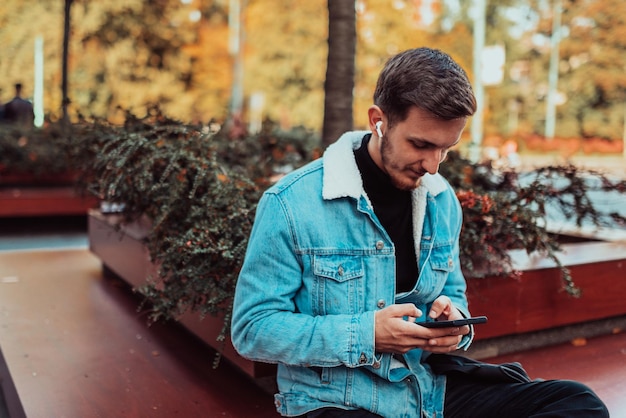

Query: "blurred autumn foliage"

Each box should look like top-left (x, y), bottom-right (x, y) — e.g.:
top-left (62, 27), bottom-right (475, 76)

top-left (1, 0), bottom-right (625, 143)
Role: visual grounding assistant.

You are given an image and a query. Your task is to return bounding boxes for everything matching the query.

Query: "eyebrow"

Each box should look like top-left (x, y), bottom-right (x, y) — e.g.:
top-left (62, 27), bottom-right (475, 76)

top-left (409, 136), bottom-right (461, 148)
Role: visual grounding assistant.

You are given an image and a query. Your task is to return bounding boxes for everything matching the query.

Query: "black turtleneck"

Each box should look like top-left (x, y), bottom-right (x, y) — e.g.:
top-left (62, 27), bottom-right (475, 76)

top-left (354, 135), bottom-right (418, 293)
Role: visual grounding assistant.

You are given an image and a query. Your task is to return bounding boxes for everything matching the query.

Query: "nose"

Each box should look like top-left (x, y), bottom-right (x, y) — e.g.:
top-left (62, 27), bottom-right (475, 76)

top-left (422, 149), bottom-right (443, 174)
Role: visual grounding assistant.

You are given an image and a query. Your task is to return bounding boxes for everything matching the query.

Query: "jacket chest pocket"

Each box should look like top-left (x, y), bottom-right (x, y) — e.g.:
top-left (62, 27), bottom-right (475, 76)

top-left (312, 255), bottom-right (365, 315)
top-left (417, 244), bottom-right (455, 300)
top-left (429, 246), bottom-right (454, 274)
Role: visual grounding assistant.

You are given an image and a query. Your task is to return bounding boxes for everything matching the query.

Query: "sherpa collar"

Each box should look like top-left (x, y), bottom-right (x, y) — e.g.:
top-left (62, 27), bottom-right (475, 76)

top-left (322, 131), bottom-right (449, 257)
top-left (321, 131), bottom-right (449, 201)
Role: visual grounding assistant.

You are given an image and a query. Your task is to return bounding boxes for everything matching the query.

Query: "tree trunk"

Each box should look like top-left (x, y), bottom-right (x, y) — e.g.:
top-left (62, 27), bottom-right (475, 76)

top-left (322, 0), bottom-right (356, 148)
top-left (62, 0), bottom-right (73, 126)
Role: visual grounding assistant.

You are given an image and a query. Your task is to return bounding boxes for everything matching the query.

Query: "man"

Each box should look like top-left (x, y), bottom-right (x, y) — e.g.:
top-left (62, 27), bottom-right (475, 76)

top-left (231, 48), bottom-right (608, 417)
top-left (3, 83), bottom-right (34, 127)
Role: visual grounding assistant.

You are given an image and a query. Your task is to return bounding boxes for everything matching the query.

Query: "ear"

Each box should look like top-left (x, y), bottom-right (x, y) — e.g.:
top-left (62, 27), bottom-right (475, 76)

top-left (367, 105), bottom-right (385, 137)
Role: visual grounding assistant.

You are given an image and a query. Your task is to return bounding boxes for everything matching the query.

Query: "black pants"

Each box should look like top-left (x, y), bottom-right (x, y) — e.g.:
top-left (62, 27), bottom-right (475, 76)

top-left (444, 372), bottom-right (609, 418)
top-left (304, 376), bottom-right (609, 418)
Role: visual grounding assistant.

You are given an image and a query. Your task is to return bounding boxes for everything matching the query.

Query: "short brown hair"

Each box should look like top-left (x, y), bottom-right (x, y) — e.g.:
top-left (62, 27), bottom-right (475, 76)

top-left (373, 48), bottom-right (476, 126)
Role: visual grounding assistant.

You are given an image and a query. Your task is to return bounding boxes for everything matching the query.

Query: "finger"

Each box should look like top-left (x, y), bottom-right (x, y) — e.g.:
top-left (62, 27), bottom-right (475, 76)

top-left (390, 303), bottom-right (422, 319)
top-left (423, 343), bottom-right (462, 354)
top-left (429, 296), bottom-right (452, 319)
top-left (425, 334), bottom-right (462, 350)
top-left (424, 327), bottom-right (462, 338)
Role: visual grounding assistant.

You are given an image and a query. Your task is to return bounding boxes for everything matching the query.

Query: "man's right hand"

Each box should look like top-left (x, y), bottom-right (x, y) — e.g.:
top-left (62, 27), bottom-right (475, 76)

top-left (374, 303), bottom-right (466, 354)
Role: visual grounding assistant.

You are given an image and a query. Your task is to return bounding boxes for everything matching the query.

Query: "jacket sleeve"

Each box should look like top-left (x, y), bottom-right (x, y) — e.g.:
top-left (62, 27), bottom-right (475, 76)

top-left (439, 186), bottom-right (474, 349)
top-left (231, 191), bottom-right (377, 368)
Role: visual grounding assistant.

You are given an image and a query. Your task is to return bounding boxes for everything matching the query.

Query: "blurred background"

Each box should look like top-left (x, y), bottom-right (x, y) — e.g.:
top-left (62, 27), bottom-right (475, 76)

top-left (1, 0), bottom-right (624, 168)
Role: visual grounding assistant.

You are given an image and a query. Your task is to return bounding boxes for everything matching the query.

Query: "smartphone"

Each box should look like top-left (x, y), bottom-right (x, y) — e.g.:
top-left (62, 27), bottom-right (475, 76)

top-left (419, 316), bottom-right (488, 328)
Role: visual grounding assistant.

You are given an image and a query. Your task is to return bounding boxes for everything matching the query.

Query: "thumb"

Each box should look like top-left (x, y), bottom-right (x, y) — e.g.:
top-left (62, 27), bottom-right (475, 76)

top-left (390, 303), bottom-right (422, 318)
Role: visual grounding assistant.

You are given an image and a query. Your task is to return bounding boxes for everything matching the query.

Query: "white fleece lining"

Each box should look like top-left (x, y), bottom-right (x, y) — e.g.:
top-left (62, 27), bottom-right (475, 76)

top-left (322, 131), bottom-right (368, 201)
top-left (411, 185), bottom-right (428, 262)
top-left (322, 132), bottom-right (450, 257)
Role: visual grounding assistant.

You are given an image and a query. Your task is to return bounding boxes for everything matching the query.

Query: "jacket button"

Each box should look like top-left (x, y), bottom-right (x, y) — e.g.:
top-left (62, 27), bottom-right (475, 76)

top-left (448, 258), bottom-right (453, 268)
top-left (337, 265), bottom-right (344, 276)
top-left (377, 299), bottom-right (386, 309)
top-left (372, 360), bottom-right (381, 369)
top-left (375, 241), bottom-right (384, 250)
top-left (359, 353), bottom-right (367, 364)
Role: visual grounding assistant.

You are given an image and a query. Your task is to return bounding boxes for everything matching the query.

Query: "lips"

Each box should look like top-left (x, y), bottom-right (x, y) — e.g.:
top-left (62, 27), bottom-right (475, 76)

top-left (407, 169), bottom-right (425, 179)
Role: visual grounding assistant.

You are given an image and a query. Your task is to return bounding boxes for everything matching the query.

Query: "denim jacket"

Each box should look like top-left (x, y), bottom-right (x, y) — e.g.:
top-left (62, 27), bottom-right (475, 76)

top-left (232, 131), bottom-right (472, 417)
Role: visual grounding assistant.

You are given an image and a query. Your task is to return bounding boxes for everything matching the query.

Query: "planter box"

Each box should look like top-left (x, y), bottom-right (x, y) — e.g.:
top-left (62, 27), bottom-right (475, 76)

top-left (0, 171), bottom-right (78, 187)
top-left (0, 171), bottom-right (98, 217)
top-left (87, 210), bottom-right (275, 379)
top-left (0, 186), bottom-right (98, 217)
top-left (88, 210), bottom-right (626, 377)
top-left (467, 241), bottom-right (626, 339)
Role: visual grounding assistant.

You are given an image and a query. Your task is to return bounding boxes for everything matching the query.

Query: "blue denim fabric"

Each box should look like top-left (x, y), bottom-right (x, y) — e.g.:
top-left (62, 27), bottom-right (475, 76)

top-left (232, 132), bottom-right (472, 417)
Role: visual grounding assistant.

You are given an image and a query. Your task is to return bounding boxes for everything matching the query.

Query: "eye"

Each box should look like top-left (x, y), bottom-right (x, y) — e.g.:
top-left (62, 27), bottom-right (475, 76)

top-left (411, 140), bottom-right (428, 149)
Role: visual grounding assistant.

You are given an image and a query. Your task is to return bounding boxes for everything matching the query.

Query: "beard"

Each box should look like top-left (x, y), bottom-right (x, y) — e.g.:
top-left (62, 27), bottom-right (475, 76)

top-left (380, 136), bottom-right (423, 191)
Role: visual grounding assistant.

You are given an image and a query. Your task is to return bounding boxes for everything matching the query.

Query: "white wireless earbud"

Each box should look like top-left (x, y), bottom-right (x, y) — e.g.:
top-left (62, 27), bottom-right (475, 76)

top-left (375, 121), bottom-right (383, 137)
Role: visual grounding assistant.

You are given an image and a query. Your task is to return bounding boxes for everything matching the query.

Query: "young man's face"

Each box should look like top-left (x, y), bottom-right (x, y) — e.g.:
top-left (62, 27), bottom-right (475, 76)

top-left (368, 106), bottom-right (467, 191)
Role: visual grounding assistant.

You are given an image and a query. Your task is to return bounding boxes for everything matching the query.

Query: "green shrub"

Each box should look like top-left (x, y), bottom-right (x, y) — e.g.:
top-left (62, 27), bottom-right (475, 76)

top-left (0, 123), bottom-right (74, 176)
top-left (441, 152), bottom-right (626, 295)
top-left (68, 110), bottom-right (321, 342)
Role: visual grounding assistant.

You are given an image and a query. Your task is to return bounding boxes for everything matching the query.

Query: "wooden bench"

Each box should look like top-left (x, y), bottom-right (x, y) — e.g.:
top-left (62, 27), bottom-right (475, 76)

top-left (0, 249), bottom-right (278, 417)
